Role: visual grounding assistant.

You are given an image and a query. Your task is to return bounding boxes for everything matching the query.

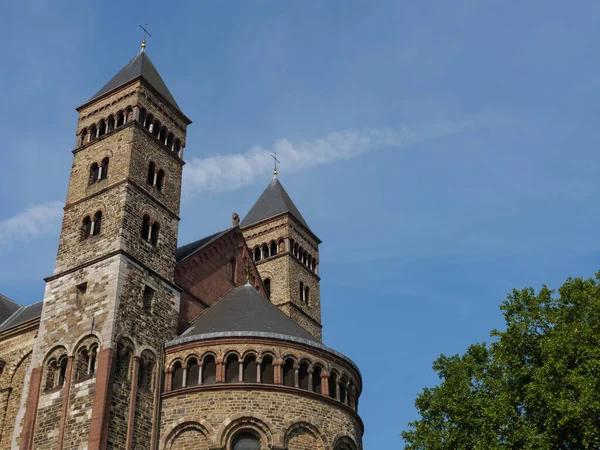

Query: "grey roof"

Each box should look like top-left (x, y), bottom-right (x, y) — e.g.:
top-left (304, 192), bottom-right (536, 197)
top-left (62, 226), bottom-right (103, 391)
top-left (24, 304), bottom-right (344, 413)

top-left (0, 295), bottom-right (20, 326)
top-left (240, 177), bottom-right (312, 232)
top-left (178, 284), bottom-right (317, 342)
top-left (176, 229), bottom-right (230, 263)
top-left (86, 49), bottom-right (183, 114)
top-left (0, 301), bottom-right (43, 333)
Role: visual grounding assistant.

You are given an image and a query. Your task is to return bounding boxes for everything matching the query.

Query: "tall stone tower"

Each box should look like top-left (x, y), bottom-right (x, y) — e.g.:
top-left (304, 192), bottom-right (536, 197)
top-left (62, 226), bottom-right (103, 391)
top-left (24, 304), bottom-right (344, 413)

top-left (17, 45), bottom-right (190, 450)
top-left (240, 173), bottom-right (323, 341)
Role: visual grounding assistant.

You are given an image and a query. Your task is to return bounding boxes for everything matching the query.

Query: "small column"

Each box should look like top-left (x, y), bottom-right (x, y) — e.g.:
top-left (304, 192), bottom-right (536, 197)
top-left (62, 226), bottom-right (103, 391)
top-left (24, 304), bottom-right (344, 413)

top-left (256, 359), bottom-right (261, 383)
top-left (198, 363), bottom-right (203, 385)
top-left (153, 170), bottom-right (158, 187)
top-left (336, 380), bottom-right (341, 401)
top-left (294, 365), bottom-right (299, 388)
top-left (321, 372), bottom-right (329, 397)
top-left (260, 247), bottom-right (264, 260)
top-left (90, 218), bottom-right (96, 236)
top-left (307, 369), bottom-right (314, 392)
top-left (273, 361), bottom-right (283, 385)
top-left (238, 361), bottom-right (243, 382)
top-left (97, 165), bottom-right (103, 181)
top-left (216, 361), bottom-right (225, 383)
top-left (133, 106), bottom-right (140, 121)
top-left (285, 238), bottom-right (290, 252)
top-left (182, 365), bottom-right (188, 388)
top-left (164, 368), bottom-right (172, 392)
top-left (96, 127), bottom-right (100, 138)
top-left (178, 145), bottom-right (184, 159)
top-left (315, 263), bottom-right (319, 275)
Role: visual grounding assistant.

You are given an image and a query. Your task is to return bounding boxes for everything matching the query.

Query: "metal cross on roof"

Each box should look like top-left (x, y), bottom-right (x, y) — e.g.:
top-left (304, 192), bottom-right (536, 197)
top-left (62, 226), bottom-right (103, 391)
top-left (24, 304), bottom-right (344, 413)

top-left (271, 152), bottom-right (280, 177)
top-left (139, 23), bottom-right (152, 49)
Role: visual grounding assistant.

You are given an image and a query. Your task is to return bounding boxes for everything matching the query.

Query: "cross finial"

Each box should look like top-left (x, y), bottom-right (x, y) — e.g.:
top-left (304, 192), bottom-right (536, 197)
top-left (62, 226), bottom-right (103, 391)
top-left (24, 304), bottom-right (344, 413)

top-left (139, 23), bottom-right (152, 49)
top-left (271, 152), bottom-right (280, 178)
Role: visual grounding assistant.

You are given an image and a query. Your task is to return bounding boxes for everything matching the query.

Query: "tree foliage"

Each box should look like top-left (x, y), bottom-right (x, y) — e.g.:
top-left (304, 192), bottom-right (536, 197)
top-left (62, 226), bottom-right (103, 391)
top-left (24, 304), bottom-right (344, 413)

top-left (402, 272), bottom-right (600, 449)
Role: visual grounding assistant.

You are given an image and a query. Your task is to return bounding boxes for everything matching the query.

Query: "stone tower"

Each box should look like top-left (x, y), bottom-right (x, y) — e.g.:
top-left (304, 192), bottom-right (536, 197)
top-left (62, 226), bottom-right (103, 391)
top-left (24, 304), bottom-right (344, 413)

top-left (17, 46), bottom-right (191, 450)
top-left (240, 174), bottom-right (323, 341)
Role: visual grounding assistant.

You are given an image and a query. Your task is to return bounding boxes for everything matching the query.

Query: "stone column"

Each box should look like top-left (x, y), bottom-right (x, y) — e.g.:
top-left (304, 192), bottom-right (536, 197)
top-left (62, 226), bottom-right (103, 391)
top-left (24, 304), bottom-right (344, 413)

top-left (182, 364), bottom-right (188, 388)
top-left (125, 356), bottom-right (140, 450)
top-left (238, 360), bottom-right (243, 382)
top-left (321, 372), bottom-right (329, 397)
top-left (216, 361), bottom-right (225, 383)
top-left (133, 106), bottom-right (140, 121)
top-left (336, 380), bottom-right (341, 401)
top-left (294, 366), bottom-right (299, 388)
top-left (198, 363), bottom-right (203, 385)
top-left (273, 361), bottom-right (283, 385)
top-left (285, 238), bottom-right (290, 252)
top-left (308, 369), bottom-right (314, 392)
top-left (256, 359), bottom-right (261, 383)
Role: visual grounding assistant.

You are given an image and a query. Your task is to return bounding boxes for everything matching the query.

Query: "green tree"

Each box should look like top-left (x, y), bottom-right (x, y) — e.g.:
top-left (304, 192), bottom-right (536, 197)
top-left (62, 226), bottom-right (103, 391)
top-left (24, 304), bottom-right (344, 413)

top-left (402, 272), bottom-right (600, 449)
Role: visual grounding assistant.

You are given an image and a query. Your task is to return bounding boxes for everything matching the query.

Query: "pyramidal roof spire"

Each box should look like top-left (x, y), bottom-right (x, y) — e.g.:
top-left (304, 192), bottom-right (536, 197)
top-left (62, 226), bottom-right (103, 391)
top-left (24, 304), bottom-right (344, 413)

top-left (81, 46), bottom-right (185, 117)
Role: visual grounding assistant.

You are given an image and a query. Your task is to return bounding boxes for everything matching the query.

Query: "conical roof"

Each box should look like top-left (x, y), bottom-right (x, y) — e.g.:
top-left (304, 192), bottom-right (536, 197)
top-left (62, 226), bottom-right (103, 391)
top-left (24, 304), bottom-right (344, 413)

top-left (240, 177), bottom-right (312, 232)
top-left (84, 49), bottom-right (184, 115)
top-left (178, 284), bottom-right (317, 342)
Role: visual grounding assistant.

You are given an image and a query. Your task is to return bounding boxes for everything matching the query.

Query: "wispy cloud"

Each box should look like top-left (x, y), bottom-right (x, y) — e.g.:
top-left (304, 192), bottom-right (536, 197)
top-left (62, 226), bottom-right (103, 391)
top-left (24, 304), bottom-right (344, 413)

top-left (0, 201), bottom-right (63, 249)
top-left (183, 117), bottom-right (477, 196)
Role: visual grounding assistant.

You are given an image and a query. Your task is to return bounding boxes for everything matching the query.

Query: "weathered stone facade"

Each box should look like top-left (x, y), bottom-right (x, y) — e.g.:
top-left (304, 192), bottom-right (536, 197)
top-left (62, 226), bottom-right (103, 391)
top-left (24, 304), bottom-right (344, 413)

top-left (0, 47), bottom-right (363, 450)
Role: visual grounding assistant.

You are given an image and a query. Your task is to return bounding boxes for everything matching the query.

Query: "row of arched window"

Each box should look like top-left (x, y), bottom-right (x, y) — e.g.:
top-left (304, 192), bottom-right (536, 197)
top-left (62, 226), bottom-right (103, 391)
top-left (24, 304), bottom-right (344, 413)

top-left (167, 351), bottom-right (358, 410)
top-left (146, 161), bottom-right (165, 192)
top-left (252, 239), bottom-right (284, 262)
top-left (290, 239), bottom-right (318, 273)
top-left (78, 106), bottom-right (185, 157)
top-left (89, 157), bottom-right (109, 185)
top-left (79, 108), bottom-right (132, 146)
top-left (81, 211), bottom-right (102, 239)
top-left (139, 108), bottom-right (182, 155)
top-left (115, 338), bottom-right (156, 391)
top-left (44, 340), bottom-right (99, 393)
top-left (142, 215), bottom-right (160, 246)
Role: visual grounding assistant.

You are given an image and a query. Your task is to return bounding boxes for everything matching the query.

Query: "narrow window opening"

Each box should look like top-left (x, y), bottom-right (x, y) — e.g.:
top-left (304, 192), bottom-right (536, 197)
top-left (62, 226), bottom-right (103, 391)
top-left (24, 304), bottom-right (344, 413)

top-left (264, 278), bottom-right (271, 298)
top-left (150, 222), bottom-right (160, 246)
top-left (89, 163), bottom-right (99, 185)
top-left (76, 282), bottom-right (87, 308)
top-left (187, 358), bottom-right (199, 387)
top-left (142, 215), bottom-right (151, 241)
top-left (92, 211), bottom-right (102, 236)
top-left (143, 285), bottom-right (155, 314)
top-left (147, 162), bottom-right (156, 185)
top-left (100, 157), bottom-right (109, 180)
top-left (260, 356), bottom-right (274, 384)
top-left (283, 359), bottom-right (295, 387)
top-left (156, 169), bottom-right (165, 192)
top-left (225, 354), bottom-right (239, 383)
top-left (242, 355), bottom-right (257, 383)
top-left (82, 216), bottom-right (92, 239)
top-left (203, 355), bottom-right (216, 385)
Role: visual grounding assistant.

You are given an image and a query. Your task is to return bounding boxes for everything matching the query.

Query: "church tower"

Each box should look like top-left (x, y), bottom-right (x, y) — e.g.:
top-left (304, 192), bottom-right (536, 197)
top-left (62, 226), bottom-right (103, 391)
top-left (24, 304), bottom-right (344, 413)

top-left (17, 44), bottom-right (191, 450)
top-left (240, 172), bottom-right (323, 341)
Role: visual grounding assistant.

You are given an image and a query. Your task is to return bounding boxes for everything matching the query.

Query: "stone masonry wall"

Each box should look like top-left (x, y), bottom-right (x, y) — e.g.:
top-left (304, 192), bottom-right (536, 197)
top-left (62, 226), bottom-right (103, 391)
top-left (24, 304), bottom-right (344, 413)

top-left (0, 327), bottom-right (36, 450)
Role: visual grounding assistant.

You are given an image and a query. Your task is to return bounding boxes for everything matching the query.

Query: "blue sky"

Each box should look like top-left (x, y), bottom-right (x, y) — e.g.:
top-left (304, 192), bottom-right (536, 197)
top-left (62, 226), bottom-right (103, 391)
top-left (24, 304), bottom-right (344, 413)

top-left (1, 1), bottom-right (599, 447)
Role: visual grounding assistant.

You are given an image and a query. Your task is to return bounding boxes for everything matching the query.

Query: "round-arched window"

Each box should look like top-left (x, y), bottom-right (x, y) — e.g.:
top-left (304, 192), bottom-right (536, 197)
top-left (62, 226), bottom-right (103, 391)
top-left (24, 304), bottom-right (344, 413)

top-left (232, 431), bottom-right (260, 450)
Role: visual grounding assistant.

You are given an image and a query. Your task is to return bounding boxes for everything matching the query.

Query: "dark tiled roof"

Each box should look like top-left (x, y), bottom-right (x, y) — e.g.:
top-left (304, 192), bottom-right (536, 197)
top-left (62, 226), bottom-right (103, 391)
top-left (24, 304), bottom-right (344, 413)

top-left (0, 301), bottom-right (43, 333)
top-left (240, 177), bottom-right (312, 231)
top-left (179, 284), bottom-right (317, 342)
top-left (0, 295), bottom-right (20, 326)
top-left (86, 49), bottom-right (183, 114)
top-left (176, 229), bottom-right (230, 263)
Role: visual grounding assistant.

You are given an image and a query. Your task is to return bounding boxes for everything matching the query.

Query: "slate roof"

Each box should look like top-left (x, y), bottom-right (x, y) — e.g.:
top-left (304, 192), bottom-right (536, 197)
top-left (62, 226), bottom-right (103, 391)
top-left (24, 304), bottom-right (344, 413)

top-left (240, 177), bottom-right (313, 233)
top-left (176, 229), bottom-right (230, 263)
top-left (0, 295), bottom-right (20, 327)
top-left (0, 301), bottom-right (43, 333)
top-left (178, 284), bottom-right (317, 342)
top-left (85, 49), bottom-right (184, 115)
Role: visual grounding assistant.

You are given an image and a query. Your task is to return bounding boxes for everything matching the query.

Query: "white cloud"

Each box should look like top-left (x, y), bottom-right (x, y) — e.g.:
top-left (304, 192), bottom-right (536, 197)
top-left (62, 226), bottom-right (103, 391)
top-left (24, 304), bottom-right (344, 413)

top-left (183, 117), bottom-right (476, 196)
top-left (0, 201), bottom-right (63, 249)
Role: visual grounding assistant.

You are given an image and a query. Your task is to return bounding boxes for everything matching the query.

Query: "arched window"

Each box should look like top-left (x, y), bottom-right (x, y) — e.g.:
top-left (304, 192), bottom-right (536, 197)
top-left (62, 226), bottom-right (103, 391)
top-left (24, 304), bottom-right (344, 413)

top-left (98, 120), bottom-right (106, 137)
top-left (264, 278), bottom-right (271, 298)
top-left (142, 215), bottom-right (151, 241)
top-left (312, 365), bottom-right (322, 394)
top-left (171, 361), bottom-right (184, 390)
top-left (82, 216), bottom-right (92, 239)
top-left (282, 359), bottom-right (295, 387)
top-left (225, 354), bottom-right (239, 383)
top-left (339, 376), bottom-right (348, 405)
top-left (299, 362), bottom-right (309, 390)
top-left (44, 359), bottom-right (58, 391)
top-left (58, 356), bottom-right (68, 387)
top-left (116, 111), bottom-right (125, 128)
top-left (150, 222), bottom-right (160, 246)
top-left (147, 162), bottom-right (156, 185)
top-left (304, 286), bottom-right (310, 305)
top-left (156, 169), bottom-right (165, 192)
top-left (152, 121), bottom-right (161, 137)
top-left (92, 211), bottom-right (102, 236)
top-left (166, 133), bottom-right (174, 150)
top-left (299, 282), bottom-right (304, 302)
top-left (232, 432), bottom-right (260, 450)
top-left (89, 125), bottom-right (97, 141)
top-left (174, 139), bottom-right (181, 154)
top-left (89, 163), bottom-right (99, 185)
top-left (116, 341), bottom-right (132, 380)
top-left (187, 358), bottom-right (199, 387)
top-left (253, 247), bottom-right (261, 262)
top-left (202, 355), bottom-right (216, 385)
top-left (145, 114), bottom-right (154, 131)
top-left (261, 244), bottom-right (269, 259)
top-left (80, 128), bottom-right (87, 147)
top-left (75, 348), bottom-right (90, 381)
top-left (242, 354), bottom-right (257, 383)
top-left (107, 116), bottom-right (115, 133)
top-left (278, 239), bottom-right (285, 253)
top-left (329, 371), bottom-right (338, 399)
top-left (100, 157), bottom-right (109, 180)
top-left (260, 355), bottom-right (274, 384)
top-left (270, 241), bottom-right (277, 256)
